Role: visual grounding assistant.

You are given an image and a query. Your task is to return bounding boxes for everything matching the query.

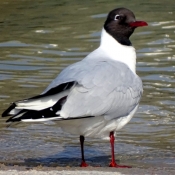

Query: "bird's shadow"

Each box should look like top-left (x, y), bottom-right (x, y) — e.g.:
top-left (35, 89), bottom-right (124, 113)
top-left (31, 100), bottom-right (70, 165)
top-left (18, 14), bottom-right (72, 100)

top-left (24, 146), bottom-right (114, 167)
top-left (24, 156), bottom-right (110, 168)
top-left (0, 145), bottom-right (123, 168)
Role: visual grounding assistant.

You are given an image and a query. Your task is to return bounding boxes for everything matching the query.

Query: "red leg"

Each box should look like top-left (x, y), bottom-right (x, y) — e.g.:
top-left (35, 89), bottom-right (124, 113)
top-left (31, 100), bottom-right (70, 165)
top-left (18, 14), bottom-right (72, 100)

top-left (109, 131), bottom-right (131, 168)
top-left (80, 135), bottom-right (88, 167)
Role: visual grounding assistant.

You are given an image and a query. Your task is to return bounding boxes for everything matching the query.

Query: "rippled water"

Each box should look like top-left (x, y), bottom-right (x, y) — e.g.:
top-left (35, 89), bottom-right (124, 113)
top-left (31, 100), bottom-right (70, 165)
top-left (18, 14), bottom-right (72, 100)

top-left (0, 0), bottom-right (175, 169)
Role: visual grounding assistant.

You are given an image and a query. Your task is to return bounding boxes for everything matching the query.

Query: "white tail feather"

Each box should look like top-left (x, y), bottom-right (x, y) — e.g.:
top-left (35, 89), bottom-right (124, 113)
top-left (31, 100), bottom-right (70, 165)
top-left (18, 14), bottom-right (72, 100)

top-left (13, 112), bottom-right (27, 119)
top-left (15, 90), bottom-right (69, 111)
top-left (21, 116), bottom-right (63, 122)
top-left (9, 108), bottom-right (22, 115)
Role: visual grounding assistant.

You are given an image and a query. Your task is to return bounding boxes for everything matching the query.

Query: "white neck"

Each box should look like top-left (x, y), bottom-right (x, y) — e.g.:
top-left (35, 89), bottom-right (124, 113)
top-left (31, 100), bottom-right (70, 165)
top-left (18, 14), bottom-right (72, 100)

top-left (99, 28), bottom-right (136, 73)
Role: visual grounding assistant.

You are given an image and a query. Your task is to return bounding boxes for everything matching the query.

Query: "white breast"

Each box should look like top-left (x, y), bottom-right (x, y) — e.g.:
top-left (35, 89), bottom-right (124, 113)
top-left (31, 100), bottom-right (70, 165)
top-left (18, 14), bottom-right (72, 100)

top-left (85, 28), bottom-right (137, 74)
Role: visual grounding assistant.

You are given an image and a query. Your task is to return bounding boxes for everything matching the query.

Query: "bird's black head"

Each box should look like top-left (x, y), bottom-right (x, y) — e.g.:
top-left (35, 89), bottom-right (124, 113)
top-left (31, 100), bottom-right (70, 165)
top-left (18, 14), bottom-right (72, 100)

top-left (104, 8), bottom-right (147, 46)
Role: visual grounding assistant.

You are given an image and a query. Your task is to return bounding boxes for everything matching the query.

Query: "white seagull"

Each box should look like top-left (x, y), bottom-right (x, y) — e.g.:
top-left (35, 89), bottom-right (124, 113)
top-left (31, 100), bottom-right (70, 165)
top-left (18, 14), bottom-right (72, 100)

top-left (2, 8), bottom-right (147, 168)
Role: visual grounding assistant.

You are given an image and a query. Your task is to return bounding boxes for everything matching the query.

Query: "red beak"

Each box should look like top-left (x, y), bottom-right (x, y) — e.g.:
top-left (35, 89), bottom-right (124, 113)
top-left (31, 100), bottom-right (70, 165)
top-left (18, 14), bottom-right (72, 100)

top-left (129, 21), bottom-right (148, 27)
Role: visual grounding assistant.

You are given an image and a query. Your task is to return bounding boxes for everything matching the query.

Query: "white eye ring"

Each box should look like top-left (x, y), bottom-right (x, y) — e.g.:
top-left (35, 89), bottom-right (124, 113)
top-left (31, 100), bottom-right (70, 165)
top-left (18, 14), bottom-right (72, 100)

top-left (114, 14), bottom-right (120, 20)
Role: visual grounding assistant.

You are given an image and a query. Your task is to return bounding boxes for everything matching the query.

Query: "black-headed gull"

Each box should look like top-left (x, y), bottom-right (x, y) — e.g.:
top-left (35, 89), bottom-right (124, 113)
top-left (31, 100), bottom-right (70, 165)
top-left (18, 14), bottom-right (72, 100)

top-left (2, 8), bottom-right (147, 168)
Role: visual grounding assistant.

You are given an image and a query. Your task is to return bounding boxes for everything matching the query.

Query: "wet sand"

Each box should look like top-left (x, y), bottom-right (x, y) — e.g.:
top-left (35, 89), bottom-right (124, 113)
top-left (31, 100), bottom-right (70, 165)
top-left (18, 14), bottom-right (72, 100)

top-left (0, 164), bottom-right (175, 175)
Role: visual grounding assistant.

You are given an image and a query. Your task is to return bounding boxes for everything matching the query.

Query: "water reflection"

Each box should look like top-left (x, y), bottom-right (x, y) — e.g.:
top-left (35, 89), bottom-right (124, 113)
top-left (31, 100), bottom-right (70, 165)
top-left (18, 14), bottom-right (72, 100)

top-left (0, 0), bottom-right (175, 169)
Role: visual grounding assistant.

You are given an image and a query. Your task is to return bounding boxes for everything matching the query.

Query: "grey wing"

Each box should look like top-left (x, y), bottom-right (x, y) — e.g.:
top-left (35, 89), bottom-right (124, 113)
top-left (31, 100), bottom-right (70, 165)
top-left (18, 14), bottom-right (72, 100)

top-left (47, 60), bottom-right (143, 120)
top-left (42, 60), bottom-right (93, 94)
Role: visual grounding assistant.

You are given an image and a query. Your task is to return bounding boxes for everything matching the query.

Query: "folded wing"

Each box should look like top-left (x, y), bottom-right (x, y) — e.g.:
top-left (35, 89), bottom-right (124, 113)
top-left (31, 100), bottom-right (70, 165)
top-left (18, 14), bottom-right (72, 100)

top-left (2, 59), bottom-right (142, 122)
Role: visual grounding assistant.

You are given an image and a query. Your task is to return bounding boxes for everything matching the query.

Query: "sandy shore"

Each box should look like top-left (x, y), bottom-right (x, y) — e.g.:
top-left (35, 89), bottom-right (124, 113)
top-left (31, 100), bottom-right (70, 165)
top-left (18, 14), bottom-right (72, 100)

top-left (0, 166), bottom-right (175, 175)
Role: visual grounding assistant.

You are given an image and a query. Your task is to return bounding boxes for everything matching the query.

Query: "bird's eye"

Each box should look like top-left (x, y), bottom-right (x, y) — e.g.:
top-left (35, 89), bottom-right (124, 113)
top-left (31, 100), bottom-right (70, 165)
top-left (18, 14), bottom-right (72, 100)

top-left (114, 14), bottom-right (121, 20)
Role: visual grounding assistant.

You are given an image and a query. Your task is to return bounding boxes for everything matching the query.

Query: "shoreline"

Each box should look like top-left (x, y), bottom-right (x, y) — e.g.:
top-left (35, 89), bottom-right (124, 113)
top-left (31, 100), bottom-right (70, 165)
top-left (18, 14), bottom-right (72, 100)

top-left (0, 164), bottom-right (175, 175)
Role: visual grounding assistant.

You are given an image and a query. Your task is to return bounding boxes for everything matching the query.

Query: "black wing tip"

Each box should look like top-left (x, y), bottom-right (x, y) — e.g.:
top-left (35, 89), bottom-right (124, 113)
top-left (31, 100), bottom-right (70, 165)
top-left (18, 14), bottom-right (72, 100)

top-left (2, 103), bottom-right (16, 117)
top-left (2, 82), bottom-right (76, 118)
